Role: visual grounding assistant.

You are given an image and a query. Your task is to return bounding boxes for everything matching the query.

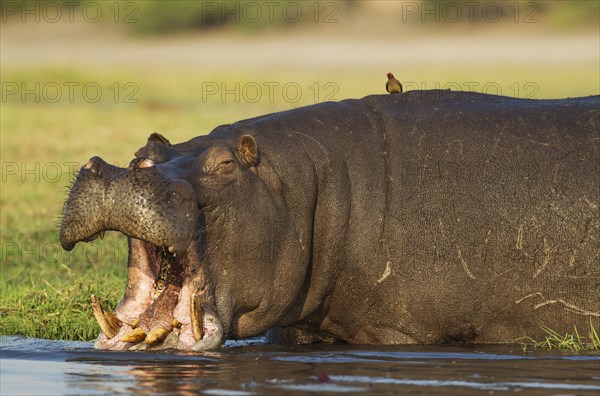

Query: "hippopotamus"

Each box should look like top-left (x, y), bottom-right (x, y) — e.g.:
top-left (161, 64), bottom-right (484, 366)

top-left (60, 90), bottom-right (599, 351)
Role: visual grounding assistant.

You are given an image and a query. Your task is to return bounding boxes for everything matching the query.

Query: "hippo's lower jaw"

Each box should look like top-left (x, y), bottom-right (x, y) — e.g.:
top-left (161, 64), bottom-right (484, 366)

top-left (89, 239), bottom-right (223, 351)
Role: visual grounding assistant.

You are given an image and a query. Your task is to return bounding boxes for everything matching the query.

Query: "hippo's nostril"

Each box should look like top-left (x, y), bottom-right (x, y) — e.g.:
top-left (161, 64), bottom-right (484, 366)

top-left (128, 157), bottom-right (156, 170)
top-left (137, 158), bottom-right (155, 169)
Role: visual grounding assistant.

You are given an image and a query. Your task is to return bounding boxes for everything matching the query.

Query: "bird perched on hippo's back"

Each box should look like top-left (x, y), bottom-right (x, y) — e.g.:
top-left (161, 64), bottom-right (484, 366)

top-left (386, 72), bottom-right (403, 93)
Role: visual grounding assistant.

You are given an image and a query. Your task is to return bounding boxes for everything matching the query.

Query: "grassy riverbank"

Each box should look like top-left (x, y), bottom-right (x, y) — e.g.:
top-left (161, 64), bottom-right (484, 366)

top-left (520, 325), bottom-right (600, 353)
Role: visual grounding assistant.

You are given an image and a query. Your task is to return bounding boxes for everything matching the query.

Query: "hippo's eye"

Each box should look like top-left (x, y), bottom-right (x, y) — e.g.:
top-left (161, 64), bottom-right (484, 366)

top-left (218, 160), bottom-right (234, 168)
top-left (213, 159), bottom-right (235, 174)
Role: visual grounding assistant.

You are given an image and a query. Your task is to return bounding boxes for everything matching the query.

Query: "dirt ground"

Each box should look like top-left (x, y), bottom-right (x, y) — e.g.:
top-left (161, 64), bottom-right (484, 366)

top-left (2, 20), bottom-right (598, 71)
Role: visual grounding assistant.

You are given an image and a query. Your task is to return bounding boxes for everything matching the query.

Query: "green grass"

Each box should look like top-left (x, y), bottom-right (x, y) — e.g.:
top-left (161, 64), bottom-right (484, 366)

top-left (1, 270), bottom-right (116, 341)
top-left (520, 324), bottom-right (600, 353)
top-left (0, 232), bottom-right (128, 340)
top-left (1, 65), bottom-right (599, 341)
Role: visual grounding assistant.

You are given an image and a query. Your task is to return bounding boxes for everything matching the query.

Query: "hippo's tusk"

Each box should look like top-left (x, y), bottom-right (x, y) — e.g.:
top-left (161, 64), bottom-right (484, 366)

top-left (145, 328), bottom-right (171, 345)
top-left (121, 327), bottom-right (146, 343)
top-left (131, 318), bottom-right (139, 328)
top-left (91, 294), bottom-right (121, 339)
top-left (172, 318), bottom-right (182, 328)
top-left (191, 294), bottom-right (204, 341)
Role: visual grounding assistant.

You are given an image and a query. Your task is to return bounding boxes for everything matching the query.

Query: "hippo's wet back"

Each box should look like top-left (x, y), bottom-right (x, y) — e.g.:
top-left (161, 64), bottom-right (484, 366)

top-left (60, 91), bottom-right (600, 351)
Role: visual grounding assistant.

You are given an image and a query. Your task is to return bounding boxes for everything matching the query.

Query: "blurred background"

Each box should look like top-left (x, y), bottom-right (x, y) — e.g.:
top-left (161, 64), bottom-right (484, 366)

top-left (1, 0), bottom-right (599, 339)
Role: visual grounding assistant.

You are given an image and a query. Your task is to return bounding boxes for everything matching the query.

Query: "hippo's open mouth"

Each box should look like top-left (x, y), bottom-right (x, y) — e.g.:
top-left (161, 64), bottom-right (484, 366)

top-left (91, 238), bottom-right (223, 351)
top-left (59, 156), bottom-right (224, 351)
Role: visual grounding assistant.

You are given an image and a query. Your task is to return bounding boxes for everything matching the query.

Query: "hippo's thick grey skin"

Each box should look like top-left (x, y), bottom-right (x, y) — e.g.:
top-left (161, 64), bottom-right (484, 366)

top-left (61, 90), bottom-right (599, 350)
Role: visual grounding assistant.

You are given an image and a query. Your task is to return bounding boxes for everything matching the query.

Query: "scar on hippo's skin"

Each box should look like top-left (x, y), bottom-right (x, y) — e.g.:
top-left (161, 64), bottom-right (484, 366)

top-left (456, 245), bottom-right (476, 280)
top-left (583, 196), bottom-right (598, 209)
top-left (568, 251), bottom-right (577, 267)
top-left (532, 238), bottom-right (551, 279)
top-left (534, 300), bottom-right (600, 317)
top-left (515, 292), bottom-right (544, 304)
top-left (515, 292), bottom-right (600, 317)
top-left (377, 261), bottom-right (392, 284)
top-left (516, 224), bottom-right (524, 250)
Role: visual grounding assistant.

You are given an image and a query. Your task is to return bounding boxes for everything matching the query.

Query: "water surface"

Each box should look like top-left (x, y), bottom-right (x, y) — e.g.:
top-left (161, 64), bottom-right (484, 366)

top-left (1, 336), bottom-right (599, 395)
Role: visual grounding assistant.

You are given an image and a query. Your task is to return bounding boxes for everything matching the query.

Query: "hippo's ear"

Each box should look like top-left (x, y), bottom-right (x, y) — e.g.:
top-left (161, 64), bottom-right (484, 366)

top-left (237, 135), bottom-right (259, 167)
top-left (135, 132), bottom-right (179, 163)
top-left (148, 132), bottom-right (171, 147)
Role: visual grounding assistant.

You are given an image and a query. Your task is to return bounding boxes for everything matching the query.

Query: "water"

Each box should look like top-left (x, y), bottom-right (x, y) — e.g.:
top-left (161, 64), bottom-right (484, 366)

top-left (1, 336), bottom-right (599, 395)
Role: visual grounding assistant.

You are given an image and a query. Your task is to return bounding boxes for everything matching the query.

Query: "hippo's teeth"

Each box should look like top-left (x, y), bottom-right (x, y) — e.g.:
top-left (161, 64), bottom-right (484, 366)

top-left (172, 319), bottom-right (182, 328)
top-left (145, 328), bottom-right (170, 345)
top-left (168, 246), bottom-right (175, 254)
top-left (191, 294), bottom-right (204, 341)
top-left (121, 328), bottom-right (146, 343)
top-left (131, 318), bottom-right (139, 328)
top-left (90, 294), bottom-right (121, 339)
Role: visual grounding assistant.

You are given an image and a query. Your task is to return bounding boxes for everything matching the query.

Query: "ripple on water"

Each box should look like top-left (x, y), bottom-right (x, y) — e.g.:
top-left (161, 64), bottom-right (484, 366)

top-left (1, 336), bottom-right (599, 395)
